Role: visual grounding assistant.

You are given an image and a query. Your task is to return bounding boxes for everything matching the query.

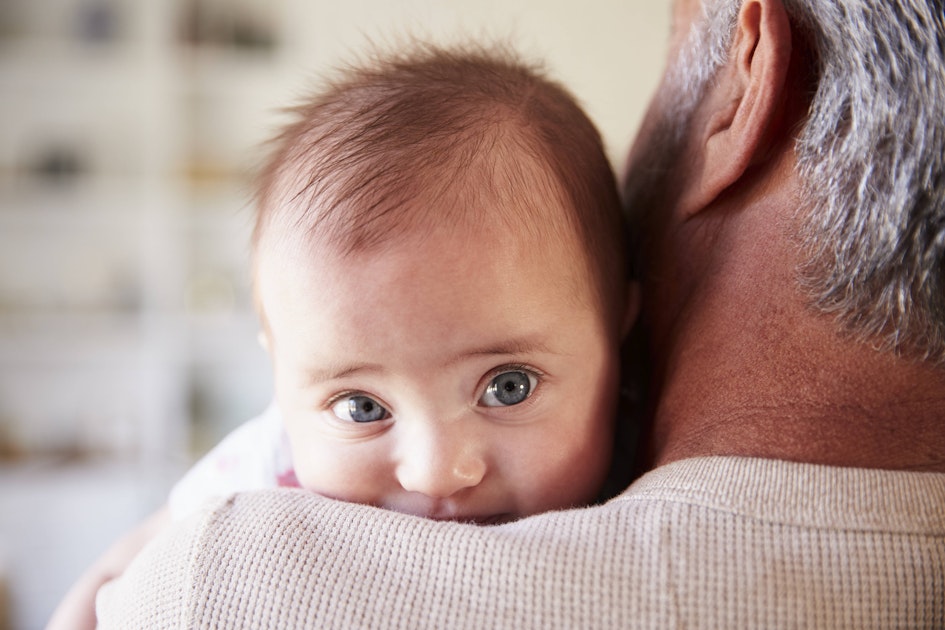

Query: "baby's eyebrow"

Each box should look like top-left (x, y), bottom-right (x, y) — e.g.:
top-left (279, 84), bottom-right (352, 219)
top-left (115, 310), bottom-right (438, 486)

top-left (303, 337), bottom-right (553, 385)
top-left (444, 336), bottom-right (554, 366)
top-left (304, 362), bottom-right (384, 384)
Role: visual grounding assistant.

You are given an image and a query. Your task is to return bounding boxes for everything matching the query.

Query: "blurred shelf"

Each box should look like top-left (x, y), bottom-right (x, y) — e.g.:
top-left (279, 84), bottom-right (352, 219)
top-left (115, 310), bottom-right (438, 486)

top-left (0, 178), bottom-right (155, 223)
top-left (0, 0), bottom-right (278, 470)
top-left (0, 41), bottom-right (141, 82)
top-left (0, 312), bottom-right (144, 365)
top-left (0, 456), bottom-right (186, 630)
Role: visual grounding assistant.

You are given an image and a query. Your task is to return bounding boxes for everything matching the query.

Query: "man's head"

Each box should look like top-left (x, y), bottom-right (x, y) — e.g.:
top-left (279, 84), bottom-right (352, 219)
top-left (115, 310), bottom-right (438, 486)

top-left (625, 0), bottom-right (945, 364)
top-left (252, 44), bottom-right (636, 520)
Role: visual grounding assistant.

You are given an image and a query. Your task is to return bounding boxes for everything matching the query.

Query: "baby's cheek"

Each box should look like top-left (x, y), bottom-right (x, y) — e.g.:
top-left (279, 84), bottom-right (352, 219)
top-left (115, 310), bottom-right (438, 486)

top-left (516, 413), bottom-right (612, 511)
top-left (292, 442), bottom-right (391, 505)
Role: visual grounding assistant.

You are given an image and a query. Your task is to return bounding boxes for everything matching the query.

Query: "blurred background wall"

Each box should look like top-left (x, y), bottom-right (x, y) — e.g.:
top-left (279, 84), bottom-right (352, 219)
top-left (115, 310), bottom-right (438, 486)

top-left (0, 0), bottom-right (671, 627)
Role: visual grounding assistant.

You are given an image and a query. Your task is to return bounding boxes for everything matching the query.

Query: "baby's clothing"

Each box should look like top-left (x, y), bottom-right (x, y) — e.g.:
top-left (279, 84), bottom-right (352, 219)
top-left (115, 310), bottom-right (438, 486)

top-left (168, 404), bottom-right (300, 520)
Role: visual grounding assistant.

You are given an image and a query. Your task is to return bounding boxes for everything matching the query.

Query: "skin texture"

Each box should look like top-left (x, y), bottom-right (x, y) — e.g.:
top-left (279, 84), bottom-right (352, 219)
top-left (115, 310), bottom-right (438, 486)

top-left (624, 0), bottom-right (945, 473)
top-left (257, 199), bottom-right (629, 522)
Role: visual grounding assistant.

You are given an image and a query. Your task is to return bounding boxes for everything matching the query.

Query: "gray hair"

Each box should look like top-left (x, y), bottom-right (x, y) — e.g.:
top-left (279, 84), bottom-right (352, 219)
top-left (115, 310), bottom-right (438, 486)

top-left (678, 0), bottom-right (945, 364)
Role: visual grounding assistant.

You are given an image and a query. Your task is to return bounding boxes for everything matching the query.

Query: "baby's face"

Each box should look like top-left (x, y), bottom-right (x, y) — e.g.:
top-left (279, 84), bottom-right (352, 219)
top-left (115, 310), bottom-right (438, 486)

top-left (256, 212), bottom-right (624, 523)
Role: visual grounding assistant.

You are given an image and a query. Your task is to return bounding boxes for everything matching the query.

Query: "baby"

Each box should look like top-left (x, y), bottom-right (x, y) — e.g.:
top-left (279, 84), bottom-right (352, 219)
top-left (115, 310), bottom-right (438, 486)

top-left (169, 43), bottom-right (637, 523)
top-left (50, 42), bottom-right (636, 628)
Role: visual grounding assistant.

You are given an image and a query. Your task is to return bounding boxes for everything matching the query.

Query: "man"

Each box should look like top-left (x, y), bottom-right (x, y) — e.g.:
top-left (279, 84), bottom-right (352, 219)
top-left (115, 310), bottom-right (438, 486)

top-left (96, 1), bottom-right (945, 627)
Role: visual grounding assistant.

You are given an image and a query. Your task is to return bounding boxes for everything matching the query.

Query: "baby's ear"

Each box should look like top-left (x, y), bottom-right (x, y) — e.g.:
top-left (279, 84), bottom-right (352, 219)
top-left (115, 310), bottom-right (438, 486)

top-left (621, 281), bottom-right (642, 341)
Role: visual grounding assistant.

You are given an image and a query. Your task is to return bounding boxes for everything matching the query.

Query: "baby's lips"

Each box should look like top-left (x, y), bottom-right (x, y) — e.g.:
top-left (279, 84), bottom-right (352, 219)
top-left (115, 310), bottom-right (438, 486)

top-left (427, 512), bottom-right (514, 526)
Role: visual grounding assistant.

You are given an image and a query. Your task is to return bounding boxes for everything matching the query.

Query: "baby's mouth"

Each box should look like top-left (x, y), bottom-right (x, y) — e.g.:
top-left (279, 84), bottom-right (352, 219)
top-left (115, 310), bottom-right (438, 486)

top-left (381, 496), bottom-right (517, 525)
top-left (427, 513), bottom-right (515, 526)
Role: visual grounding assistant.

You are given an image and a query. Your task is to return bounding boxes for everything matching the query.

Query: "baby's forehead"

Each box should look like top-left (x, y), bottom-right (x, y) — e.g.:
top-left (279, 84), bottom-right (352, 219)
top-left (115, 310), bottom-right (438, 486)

top-left (254, 207), bottom-right (599, 338)
top-left (263, 141), bottom-right (583, 257)
top-left (258, 190), bottom-right (583, 268)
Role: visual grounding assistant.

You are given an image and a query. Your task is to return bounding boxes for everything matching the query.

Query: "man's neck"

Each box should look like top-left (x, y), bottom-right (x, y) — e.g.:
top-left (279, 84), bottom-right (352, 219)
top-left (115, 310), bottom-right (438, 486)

top-left (641, 208), bottom-right (945, 474)
top-left (647, 325), bottom-right (945, 473)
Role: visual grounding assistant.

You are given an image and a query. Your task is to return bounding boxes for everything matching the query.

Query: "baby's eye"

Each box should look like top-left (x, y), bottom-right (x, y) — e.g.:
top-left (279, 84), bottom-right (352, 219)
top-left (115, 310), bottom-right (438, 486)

top-left (331, 395), bottom-right (389, 423)
top-left (479, 370), bottom-right (538, 407)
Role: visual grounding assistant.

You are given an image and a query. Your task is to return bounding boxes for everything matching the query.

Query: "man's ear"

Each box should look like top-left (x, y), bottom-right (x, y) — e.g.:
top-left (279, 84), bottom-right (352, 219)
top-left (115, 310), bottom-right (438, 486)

top-left (680, 0), bottom-right (792, 217)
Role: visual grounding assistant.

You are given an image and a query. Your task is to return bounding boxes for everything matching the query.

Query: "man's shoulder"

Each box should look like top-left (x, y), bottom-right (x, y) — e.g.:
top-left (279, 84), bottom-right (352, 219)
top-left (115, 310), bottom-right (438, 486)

top-left (617, 456), bottom-right (945, 535)
top-left (99, 459), bottom-right (945, 629)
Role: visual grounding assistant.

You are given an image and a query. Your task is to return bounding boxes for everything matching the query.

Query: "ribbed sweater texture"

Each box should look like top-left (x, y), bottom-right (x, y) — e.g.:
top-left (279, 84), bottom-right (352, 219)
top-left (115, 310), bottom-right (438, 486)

top-left (97, 456), bottom-right (945, 629)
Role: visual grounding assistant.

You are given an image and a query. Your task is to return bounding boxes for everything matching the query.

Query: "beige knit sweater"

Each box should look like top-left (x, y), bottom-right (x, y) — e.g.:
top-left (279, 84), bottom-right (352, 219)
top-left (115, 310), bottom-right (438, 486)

top-left (96, 457), bottom-right (945, 629)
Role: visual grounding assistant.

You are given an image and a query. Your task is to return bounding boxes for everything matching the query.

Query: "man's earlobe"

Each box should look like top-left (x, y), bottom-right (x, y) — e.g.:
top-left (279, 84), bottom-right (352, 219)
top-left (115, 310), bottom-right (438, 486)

top-left (680, 0), bottom-right (792, 217)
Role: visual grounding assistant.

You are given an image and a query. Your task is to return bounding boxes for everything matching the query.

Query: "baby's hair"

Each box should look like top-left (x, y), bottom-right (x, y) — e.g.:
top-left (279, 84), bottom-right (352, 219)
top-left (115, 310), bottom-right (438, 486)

top-left (253, 41), bottom-right (627, 322)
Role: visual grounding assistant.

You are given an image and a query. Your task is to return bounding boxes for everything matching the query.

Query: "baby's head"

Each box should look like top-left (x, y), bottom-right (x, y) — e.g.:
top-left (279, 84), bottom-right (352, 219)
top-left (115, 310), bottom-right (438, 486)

top-left (253, 43), bottom-right (636, 523)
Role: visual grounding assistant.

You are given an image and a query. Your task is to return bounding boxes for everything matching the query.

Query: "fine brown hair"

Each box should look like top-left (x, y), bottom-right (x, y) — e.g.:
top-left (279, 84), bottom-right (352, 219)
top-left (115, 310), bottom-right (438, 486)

top-left (253, 42), bottom-right (628, 322)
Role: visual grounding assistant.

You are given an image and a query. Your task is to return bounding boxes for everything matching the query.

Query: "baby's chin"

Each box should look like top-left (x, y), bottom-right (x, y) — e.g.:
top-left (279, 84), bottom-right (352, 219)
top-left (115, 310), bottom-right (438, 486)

top-left (381, 500), bottom-right (520, 526)
top-left (300, 478), bottom-right (613, 526)
top-left (305, 489), bottom-right (521, 526)
top-left (423, 512), bottom-right (517, 526)
top-left (303, 483), bottom-right (608, 525)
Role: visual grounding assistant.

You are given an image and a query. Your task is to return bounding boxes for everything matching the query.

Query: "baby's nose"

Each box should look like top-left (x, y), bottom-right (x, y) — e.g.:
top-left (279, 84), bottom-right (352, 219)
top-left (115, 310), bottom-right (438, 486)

top-left (394, 422), bottom-right (486, 499)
